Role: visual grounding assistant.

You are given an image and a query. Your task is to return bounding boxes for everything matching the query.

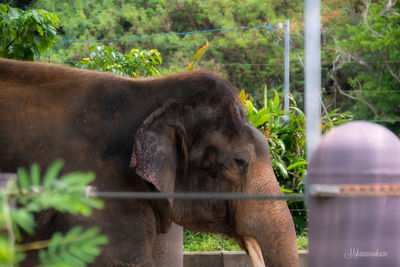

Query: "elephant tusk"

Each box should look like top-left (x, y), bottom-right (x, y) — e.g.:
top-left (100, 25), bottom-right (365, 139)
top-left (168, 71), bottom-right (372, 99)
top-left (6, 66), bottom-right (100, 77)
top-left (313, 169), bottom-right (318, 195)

top-left (243, 236), bottom-right (266, 267)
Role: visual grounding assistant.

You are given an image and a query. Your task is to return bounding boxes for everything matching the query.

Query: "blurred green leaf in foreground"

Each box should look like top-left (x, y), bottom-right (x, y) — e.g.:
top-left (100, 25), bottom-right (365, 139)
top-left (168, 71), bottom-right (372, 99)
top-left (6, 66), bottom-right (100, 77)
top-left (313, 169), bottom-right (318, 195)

top-left (0, 160), bottom-right (108, 266)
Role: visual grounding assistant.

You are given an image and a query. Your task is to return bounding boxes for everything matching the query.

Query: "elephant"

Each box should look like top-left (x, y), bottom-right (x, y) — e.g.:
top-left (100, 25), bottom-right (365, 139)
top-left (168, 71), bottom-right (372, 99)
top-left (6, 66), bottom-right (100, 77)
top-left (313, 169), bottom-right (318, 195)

top-left (0, 58), bottom-right (298, 266)
top-left (153, 223), bottom-right (183, 267)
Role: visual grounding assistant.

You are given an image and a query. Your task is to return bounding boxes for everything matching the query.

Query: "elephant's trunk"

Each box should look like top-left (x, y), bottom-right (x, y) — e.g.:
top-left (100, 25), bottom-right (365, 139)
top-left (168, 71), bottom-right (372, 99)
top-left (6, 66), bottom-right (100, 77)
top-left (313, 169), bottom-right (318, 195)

top-left (235, 158), bottom-right (299, 267)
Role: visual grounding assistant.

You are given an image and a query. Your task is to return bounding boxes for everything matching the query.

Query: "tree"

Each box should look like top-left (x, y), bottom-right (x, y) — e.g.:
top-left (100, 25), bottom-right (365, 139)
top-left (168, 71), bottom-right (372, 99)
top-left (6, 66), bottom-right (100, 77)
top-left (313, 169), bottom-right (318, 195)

top-left (76, 45), bottom-right (162, 77)
top-left (26, 0), bottom-right (297, 93)
top-left (0, 3), bottom-right (59, 60)
top-left (325, 1), bottom-right (400, 133)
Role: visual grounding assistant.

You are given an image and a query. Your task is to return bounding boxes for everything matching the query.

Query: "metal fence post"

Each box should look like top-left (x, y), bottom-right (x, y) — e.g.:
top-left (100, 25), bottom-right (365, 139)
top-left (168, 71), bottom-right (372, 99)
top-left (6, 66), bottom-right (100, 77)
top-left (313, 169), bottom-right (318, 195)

top-left (305, 0), bottom-right (321, 205)
top-left (305, 0), bottom-right (321, 161)
top-left (284, 19), bottom-right (290, 113)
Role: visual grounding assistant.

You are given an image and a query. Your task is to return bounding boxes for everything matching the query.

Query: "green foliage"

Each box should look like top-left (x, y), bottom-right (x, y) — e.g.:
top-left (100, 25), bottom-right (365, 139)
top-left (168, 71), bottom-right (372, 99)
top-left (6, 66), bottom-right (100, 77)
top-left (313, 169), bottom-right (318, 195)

top-left (15, 159), bottom-right (103, 217)
top-left (184, 230), bottom-right (309, 251)
top-left (241, 88), bottom-right (353, 189)
top-left (0, 160), bottom-right (107, 266)
top-left (322, 1), bottom-right (400, 134)
top-left (38, 226), bottom-right (107, 267)
top-left (296, 234), bottom-right (308, 250)
top-left (241, 89), bottom-right (305, 189)
top-left (76, 45), bottom-right (162, 77)
top-left (187, 41), bottom-right (209, 70)
top-left (183, 229), bottom-right (241, 252)
top-left (321, 108), bottom-right (354, 133)
top-left (27, 0), bottom-right (291, 90)
top-left (0, 3), bottom-right (59, 60)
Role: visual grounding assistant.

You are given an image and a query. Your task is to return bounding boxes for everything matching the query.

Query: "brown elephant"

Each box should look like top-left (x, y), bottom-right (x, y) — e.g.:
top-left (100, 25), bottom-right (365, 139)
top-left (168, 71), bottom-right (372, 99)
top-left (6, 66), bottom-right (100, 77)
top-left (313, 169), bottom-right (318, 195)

top-left (0, 58), bottom-right (298, 266)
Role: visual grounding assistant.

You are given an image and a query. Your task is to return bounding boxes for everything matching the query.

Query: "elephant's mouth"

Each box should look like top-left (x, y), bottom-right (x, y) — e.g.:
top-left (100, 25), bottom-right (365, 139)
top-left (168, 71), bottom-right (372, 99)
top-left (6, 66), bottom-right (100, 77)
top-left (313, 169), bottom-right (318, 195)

top-left (243, 236), bottom-right (266, 267)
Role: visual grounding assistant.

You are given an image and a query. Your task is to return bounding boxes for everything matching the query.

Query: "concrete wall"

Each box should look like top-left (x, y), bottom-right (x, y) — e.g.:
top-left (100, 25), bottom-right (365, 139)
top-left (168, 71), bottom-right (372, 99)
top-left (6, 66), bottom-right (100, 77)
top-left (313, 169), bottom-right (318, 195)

top-left (184, 250), bottom-right (308, 267)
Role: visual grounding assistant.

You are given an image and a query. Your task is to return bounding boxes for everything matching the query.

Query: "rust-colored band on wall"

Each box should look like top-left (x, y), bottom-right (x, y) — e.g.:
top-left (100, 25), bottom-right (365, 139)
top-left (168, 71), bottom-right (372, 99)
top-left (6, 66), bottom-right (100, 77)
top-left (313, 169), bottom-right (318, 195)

top-left (309, 183), bottom-right (400, 197)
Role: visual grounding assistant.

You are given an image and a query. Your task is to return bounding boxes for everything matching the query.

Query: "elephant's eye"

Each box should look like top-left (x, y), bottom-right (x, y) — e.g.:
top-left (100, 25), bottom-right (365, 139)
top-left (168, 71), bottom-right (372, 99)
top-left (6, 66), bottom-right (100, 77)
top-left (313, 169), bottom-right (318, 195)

top-left (233, 158), bottom-right (249, 177)
top-left (234, 158), bottom-right (247, 168)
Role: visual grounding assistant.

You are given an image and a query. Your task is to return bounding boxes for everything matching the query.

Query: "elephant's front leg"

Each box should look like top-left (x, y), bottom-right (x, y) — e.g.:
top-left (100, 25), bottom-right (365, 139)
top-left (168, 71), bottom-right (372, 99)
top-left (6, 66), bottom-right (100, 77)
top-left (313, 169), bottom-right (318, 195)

top-left (89, 199), bottom-right (159, 266)
top-left (153, 222), bottom-right (183, 267)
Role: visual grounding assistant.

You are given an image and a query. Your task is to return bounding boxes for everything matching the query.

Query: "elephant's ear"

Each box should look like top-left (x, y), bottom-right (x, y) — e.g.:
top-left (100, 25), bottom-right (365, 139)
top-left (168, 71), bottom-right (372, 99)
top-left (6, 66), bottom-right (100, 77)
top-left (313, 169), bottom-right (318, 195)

top-left (130, 99), bottom-right (189, 232)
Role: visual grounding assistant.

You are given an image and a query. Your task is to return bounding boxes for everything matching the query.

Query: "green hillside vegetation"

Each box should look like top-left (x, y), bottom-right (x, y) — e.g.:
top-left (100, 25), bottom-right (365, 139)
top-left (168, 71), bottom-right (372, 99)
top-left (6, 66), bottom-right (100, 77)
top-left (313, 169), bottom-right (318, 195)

top-left (6, 0), bottom-right (398, 134)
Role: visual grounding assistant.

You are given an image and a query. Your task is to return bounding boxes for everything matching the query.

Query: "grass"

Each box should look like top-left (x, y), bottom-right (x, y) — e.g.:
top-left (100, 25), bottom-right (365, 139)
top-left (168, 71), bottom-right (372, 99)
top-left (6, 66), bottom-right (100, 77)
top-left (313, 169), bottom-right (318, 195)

top-left (183, 230), bottom-right (242, 251)
top-left (296, 234), bottom-right (308, 250)
top-left (183, 230), bottom-right (309, 251)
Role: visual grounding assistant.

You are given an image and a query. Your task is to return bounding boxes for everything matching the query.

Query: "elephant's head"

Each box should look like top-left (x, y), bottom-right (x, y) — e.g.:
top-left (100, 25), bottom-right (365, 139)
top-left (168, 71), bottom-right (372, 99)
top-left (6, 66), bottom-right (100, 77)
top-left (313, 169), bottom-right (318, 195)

top-left (131, 72), bottom-right (298, 266)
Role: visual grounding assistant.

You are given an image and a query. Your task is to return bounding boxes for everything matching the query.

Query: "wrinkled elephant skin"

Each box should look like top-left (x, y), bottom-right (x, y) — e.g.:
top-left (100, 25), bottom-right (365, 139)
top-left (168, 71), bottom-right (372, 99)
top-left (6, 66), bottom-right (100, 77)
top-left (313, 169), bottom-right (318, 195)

top-left (0, 58), bottom-right (298, 266)
top-left (153, 223), bottom-right (183, 267)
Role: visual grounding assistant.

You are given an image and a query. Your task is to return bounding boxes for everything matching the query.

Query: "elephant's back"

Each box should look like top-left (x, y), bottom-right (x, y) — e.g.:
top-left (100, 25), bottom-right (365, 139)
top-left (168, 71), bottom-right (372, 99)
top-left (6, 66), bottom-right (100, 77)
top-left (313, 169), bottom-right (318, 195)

top-left (0, 59), bottom-right (137, 173)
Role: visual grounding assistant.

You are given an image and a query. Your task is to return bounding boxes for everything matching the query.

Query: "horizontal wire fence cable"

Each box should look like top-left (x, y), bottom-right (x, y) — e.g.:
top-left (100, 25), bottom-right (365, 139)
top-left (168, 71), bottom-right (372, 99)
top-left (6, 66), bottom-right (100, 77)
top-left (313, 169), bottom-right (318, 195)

top-left (252, 90), bottom-right (400, 96)
top-left (86, 189), bottom-right (305, 201)
top-left (56, 24), bottom-right (278, 43)
top-left (320, 90), bottom-right (400, 93)
top-left (52, 56), bottom-right (400, 66)
top-left (161, 61), bottom-right (400, 65)
top-left (55, 60), bottom-right (394, 66)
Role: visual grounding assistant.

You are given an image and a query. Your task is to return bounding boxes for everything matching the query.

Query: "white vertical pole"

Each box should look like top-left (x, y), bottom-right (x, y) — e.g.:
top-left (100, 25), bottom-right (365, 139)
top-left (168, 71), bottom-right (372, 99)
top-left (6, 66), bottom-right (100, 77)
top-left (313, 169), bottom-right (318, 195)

top-left (305, 0), bottom-right (321, 161)
top-left (305, 0), bottom-right (321, 203)
top-left (284, 19), bottom-right (290, 112)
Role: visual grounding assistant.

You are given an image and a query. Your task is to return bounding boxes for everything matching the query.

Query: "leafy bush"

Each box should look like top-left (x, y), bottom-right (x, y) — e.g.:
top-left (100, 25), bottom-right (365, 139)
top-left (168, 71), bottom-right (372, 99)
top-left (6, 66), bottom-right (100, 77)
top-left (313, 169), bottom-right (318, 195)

top-left (76, 45), bottom-right (162, 77)
top-left (0, 3), bottom-right (59, 60)
top-left (0, 160), bottom-right (107, 266)
top-left (241, 88), bottom-right (353, 189)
